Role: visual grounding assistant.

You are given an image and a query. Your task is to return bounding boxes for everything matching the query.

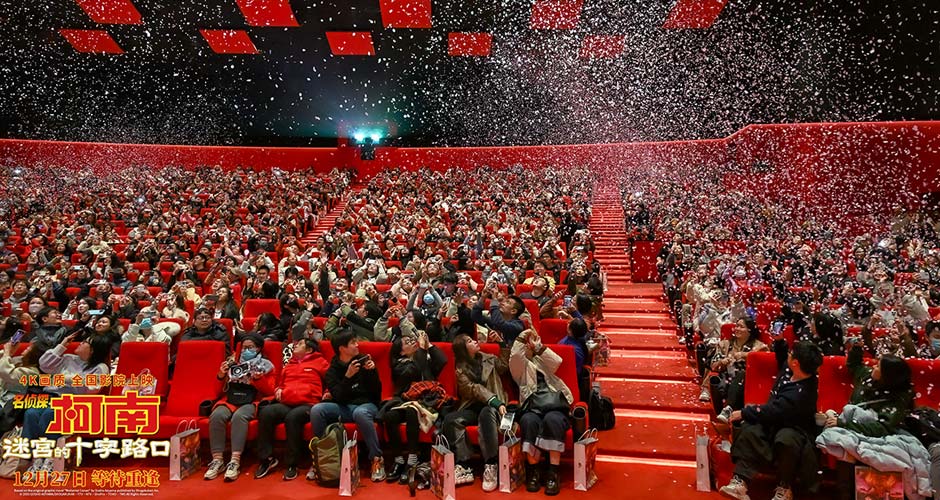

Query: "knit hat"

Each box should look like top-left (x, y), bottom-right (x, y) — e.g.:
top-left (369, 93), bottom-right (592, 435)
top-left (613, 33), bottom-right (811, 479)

top-left (139, 318), bottom-right (153, 330)
top-left (243, 332), bottom-right (265, 351)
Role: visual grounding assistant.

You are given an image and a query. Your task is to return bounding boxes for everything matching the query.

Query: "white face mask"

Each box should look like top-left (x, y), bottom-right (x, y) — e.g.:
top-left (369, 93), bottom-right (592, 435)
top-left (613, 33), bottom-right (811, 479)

top-left (28, 303), bottom-right (42, 315)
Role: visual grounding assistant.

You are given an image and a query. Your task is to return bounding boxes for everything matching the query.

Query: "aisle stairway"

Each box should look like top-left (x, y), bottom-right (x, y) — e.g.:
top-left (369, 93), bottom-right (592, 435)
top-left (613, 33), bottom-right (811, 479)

top-left (299, 181), bottom-right (364, 246)
top-left (590, 184), bottom-right (715, 498)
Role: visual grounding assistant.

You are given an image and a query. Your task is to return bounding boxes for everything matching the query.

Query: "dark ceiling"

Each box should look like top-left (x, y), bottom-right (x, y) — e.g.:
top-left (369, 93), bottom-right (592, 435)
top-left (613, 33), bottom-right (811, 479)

top-left (0, 0), bottom-right (937, 147)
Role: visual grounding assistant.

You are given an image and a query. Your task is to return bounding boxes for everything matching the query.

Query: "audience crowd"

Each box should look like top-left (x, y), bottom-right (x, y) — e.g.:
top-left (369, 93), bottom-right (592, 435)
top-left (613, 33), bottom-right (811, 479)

top-left (621, 163), bottom-right (940, 500)
top-left (0, 164), bottom-right (605, 495)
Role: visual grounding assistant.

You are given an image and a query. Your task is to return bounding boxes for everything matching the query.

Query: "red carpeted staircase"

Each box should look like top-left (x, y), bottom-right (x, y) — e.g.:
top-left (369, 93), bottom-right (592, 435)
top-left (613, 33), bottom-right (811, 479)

top-left (299, 181), bottom-right (365, 247)
top-left (589, 183), bottom-right (716, 498)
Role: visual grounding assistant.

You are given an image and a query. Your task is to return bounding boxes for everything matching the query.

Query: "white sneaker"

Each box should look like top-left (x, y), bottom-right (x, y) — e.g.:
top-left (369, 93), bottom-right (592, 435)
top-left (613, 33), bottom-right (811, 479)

top-left (718, 476), bottom-right (750, 500)
top-left (771, 486), bottom-right (793, 500)
top-left (455, 464), bottom-right (474, 485)
top-left (699, 387), bottom-right (711, 402)
top-left (716, 405), bottom-right (733, 424)
top-left (204, 459), bottom-right (225, 481)
top-left (223, 460), bottom-right (240, 482)
top-left (482, 464), bottom-right (497, 492)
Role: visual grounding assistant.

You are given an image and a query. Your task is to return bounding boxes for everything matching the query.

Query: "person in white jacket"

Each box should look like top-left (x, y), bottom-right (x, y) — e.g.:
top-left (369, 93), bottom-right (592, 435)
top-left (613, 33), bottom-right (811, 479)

top-left (510, 328), bottom-right (573, 496)
top-left (22, 332), bottom-right (111, 474)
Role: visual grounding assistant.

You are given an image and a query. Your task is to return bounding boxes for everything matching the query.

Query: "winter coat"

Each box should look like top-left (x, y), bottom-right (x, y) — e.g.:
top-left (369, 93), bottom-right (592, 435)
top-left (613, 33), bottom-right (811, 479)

top-left (455, 349), bottom-right (509, 412)
top-left (274, 352), bottom-right (329, 406)
top-left (844, 344), bottom-right (914, 437)
top-left (816, 426), bottom-right (932, 500)
top-left (509, 340), bottom-right (573, 408)
top-left (324, 355), bottom-right (382, 406)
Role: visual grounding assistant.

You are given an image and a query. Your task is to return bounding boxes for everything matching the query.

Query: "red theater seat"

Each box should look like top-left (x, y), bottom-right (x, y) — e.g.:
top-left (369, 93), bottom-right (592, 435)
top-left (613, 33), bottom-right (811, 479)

top-left (908, 358), bottom-right (940, 408)
top-left (540, 318), bottom-right (570, 344)
top-left (157, 341), bottom-right (225, 438)
top-left (244, 299), bottom-right (281, 319)
top-left (743, 351), bottom-right (780, 406)
top-left (110, 341), bottom-right (169, 397)
top-left (817, 356), bottom-right (854, 413)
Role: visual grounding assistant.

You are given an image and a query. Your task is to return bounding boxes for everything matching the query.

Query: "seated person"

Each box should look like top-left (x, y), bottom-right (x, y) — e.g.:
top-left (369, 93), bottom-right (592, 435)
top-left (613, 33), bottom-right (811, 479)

top-left (254, 337), bottom-right (329, 481)
top-left (309, 330), bottom-right (385, 482)
top-left (510, 328), bottom-right (574, 496)
top-left (707, 319), bottom-right (768, 416)
top-left (181, 307), bottom-right (232, 357)
top-left (471, 282), bottom-right (525, 347)
top-left (204, 333), bottom-right (276, 482)
top-left (24, 333), bottom-right (111, 473)
top-left (719, 340), bottom-right (824, 500)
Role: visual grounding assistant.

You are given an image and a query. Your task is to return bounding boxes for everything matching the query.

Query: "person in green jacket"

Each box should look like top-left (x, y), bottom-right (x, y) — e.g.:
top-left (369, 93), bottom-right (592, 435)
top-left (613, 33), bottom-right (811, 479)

top-left (824, 339), bottom-right (914, 437)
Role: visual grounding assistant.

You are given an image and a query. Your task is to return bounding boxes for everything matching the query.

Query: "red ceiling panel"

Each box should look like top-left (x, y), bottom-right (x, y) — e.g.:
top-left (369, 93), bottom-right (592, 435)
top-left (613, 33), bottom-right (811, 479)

top-left (59, 29), bottom-right (124, 54)
top-left (199, 29), bottom-right (259, 54)
top-left (447, 33), bottom-right (492, 57)
top-left (74, 0), bottom-right (142, 25)
top-left (530, 0), bottom-right (584, 30)
top-left (379, 0), bottom-right (432, 29)
top-left (662, 0), bottom-right (729, 29)
top-left (234, 0), bottom-right (300, 27)
top-left (325, 32), bottom-right (376, 56)
top-left (578, 35), bottom-right (626, 59)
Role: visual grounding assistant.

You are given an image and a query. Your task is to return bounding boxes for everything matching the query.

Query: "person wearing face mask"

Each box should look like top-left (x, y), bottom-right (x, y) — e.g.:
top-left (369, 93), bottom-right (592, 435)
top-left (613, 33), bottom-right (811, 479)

top-left (407, 281), bottom-right (443, 320)
top-left (122, 316), bottom-right (171, 345)
top-left (254, 337), bottom-right (329, 481)
top-left (205, 333), bottom-right (276, 482)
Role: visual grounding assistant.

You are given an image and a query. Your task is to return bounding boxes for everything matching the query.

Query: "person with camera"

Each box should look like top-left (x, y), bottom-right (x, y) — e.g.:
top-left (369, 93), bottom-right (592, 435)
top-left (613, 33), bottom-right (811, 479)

top-left (324, 294), bottom-right (377, 341)
top-left (471, 280), bottom-right (526, 347)
top-left (309, 330), bottom-right (385, 482)
top-left (254, 337), bottom-right (330, 481)
top-left (205, 333), bottom-right (276, 482)
top-left (443, 333), bottom-right (511, 492)
top-left (510, 328), bottom-right (574, 496)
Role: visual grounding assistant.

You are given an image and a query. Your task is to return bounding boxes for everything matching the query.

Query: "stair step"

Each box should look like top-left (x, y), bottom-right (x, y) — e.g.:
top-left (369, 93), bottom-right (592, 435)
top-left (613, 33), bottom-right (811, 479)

top-left (603, 298), bottom-right (669, 313)
top-left (597, 377), bottom-right (710, 413)
top-left (600, 330), bottom-right (682, 350)
top-left (595, 351), bottom-right (695, 380)
top-left (598, 410), bottom-right (709, 461)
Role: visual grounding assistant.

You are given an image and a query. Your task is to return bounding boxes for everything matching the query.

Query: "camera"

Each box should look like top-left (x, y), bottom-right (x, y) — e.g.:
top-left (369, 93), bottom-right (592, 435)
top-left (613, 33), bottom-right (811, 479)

top-left (229, 362), bottom-right (250, 379)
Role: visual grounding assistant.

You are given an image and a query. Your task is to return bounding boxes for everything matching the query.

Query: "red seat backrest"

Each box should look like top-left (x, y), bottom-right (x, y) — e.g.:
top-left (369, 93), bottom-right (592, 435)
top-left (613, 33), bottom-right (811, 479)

top-left (743, 351), bottom-right (780, 406)
top-left (217, 318), bottom-right (235, 347)
top-left (521, 299), bottom-right (542, 333)
top-left (479, 343), bottom-right (518, 402)
top-left (547, 343), bottom-right (580, 402)
top-left (817, 356), bottom-right (854, 413)
top-left (540, 318), bottom-right (569, 344)
top-left (720, 322), bottom-right (734, 341)
top-left (111, 342), bottom-right (170, 397)
top-left (908, 358), bottom-right (940, 408)
top-left (164, 341), bottom-right (225, 416)
top-left (242, 317), bottom-right (256, 332)
top-left (244, 299), bottom-right (282, 319)
top-left (312, 317), bottom-right (327, 330)
top-left (263, 341), bottom-right (285, 382)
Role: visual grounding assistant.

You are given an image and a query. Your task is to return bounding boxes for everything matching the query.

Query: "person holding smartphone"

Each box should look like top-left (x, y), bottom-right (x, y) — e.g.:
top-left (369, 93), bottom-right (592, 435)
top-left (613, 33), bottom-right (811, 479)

top-left (471, 281), bottom-right (526, 347)
top-left (309, 330), bottom-right (385, 482)
top-left (0, 325), bottom-right (43, 433)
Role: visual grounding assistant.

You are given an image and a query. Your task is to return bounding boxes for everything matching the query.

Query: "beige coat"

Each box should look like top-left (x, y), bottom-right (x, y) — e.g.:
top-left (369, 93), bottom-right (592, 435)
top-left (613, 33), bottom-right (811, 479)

top-left (455, 349), bottom-right (510, 411)
top-left (509, 340), bottom-right (573, 407)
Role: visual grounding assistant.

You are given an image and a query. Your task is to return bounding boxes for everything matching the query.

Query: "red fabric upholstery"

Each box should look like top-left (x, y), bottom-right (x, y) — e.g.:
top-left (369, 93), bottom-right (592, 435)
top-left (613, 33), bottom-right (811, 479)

top-left (358, 342), bottom-right (394, 400)
top-left (743, 351), bottom-right (779, 406)
top-left (540, 318), bottom-right (569, 344)
top-left (521, 299), bottom-right (542, 332)
top-left (163, 341), bottom-right (225, 417)
top-left (110, 342), bottom-right (169, 397)
top-left (816, 356), bottom-right (854, 413)
top-left (908, 358), bottom-right (940, 408)
top-left (244, 299), bottom-right (281, 319)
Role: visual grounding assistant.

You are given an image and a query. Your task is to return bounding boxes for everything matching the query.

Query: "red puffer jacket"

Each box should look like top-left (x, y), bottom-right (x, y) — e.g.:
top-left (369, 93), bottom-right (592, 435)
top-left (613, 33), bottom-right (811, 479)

top-left (277, 351), bottom-right (330, 406)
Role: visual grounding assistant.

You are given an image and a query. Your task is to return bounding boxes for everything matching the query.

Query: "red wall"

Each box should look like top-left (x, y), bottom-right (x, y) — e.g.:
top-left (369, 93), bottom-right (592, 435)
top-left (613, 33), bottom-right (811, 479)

top-left (1, 122), bottom-right (937, 213)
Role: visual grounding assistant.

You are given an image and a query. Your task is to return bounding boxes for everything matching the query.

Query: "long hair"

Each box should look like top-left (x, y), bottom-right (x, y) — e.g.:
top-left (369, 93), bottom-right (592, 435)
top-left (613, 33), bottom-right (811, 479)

top-left (878, 355), bottom-right (913, 394)
top-left (85, 335), bottom-right (112, 370)
top-left (452, 334), bottom-right (479, 371)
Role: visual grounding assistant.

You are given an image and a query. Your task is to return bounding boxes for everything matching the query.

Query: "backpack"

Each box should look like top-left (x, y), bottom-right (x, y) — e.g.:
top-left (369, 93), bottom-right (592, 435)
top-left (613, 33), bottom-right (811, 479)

top-left (308, 422), bottom-right (346, 487)
top-left (588, 386), bottom-right (615, 430)
top-left (903, 406), bottom-right (940, 446)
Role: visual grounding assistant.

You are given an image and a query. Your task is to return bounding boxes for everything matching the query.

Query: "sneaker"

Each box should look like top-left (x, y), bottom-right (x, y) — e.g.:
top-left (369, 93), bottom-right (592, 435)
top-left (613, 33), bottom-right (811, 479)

top-left (771, 486), bottom-right (793, 500)
top-left (254, 457), bottom-right (278, 479)
top-left (306, 468), bottom-right (317, 481)
top-left (223, 460), bottom-right (240, 482)
top-left (204, 459), bottom-right (225, 481)
top-left (699, 387), bottom-right (711, 402)
top-left (482, 464), bottom-right (498, 492)
top-left (371, 456), bottom-right (387, 482)
top-left (718, 476), bottom-right (750, 500)
top-left (455, 464), bottom-right (474, 485)
top-left (716, 405), bottom-right (733, 424)
top-left (283, 466), bottom-right (298, 481)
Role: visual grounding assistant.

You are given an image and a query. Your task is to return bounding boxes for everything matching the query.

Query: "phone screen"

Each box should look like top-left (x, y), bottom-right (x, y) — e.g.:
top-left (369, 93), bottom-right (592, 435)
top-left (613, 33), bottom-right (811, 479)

top-left (10, 329), bottom-right (26, 344)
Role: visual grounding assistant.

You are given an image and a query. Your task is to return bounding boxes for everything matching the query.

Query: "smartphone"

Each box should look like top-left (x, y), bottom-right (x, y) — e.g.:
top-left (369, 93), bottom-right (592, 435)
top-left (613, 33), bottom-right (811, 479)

top-left (563, 295), bottom-right (572, 308)
top-left (772, 321), bottom-right (784, 336)
top-left (204, 294), bottom-right (219, 303)
top-left (88, 309), bottom-right (104, 316)
top-left (10, 329), bottom-right (26, 344)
